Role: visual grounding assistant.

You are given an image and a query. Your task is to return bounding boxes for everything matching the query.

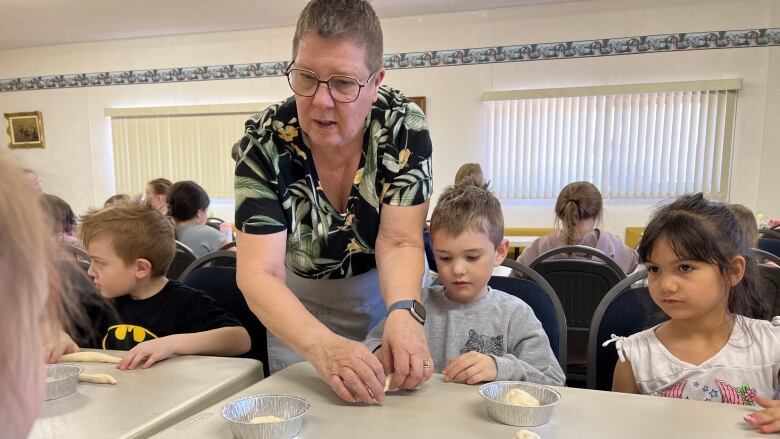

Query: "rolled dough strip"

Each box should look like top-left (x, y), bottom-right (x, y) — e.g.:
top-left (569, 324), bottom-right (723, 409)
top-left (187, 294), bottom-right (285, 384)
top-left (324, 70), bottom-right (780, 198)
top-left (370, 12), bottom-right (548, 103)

top-left (79, 373), bottom-right (117, 385)
top-left (384, 373), bottom-right (395, 393)
top-left (60, 352), bottom-right (121, 364)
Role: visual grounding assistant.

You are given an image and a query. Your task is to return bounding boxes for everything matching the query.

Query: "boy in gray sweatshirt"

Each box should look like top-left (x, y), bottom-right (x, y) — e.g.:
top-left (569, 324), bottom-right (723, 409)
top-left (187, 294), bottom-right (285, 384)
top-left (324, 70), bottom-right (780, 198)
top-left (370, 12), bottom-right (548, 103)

top-left (365, 171), bottom-right (565, 386)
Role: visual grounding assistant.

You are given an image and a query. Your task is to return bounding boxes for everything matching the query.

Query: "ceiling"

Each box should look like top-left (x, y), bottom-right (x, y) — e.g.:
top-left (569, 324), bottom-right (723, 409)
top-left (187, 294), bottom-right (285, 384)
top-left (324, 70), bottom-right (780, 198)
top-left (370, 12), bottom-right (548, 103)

top-left (0, 0), bottom-right (582, 51)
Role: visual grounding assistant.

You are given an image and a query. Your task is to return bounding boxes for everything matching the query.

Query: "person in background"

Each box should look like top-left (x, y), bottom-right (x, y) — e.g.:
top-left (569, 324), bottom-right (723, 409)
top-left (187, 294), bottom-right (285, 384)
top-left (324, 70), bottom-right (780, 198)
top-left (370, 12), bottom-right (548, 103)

top-left (0, 153), bottom-right (64, 437)
top-left (235, 0), bottom-right (433, 402)
top-left (365, 173), bottom-right (564, 386)
top-left (608, 193), bottom-right (779, 434)
top-left (40, 193), bottom-right (82, 249)
top-left (168, 180), bottom-right (229, 257)
top-left (514, 181), bottom-right (639, 274)
top-left (231, 140), bottom-right (242, 162)
top-left (23, 167), bottom-right (44, 195)
top-left (454, 163), bottom-right (484, 186)
top-left (145, 178), bottom-right (172, 215)
top-left (104, 193), bottom-right (132, 208)
top-left (730, 203), bottom-right (779, 268)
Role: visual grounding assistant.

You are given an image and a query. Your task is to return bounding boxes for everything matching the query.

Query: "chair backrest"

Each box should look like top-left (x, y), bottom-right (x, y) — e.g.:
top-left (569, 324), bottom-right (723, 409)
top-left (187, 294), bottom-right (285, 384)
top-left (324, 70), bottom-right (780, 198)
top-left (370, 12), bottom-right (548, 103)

top-left (61, 243), bottom-right (90, 263)
top-left (488, 259), bottom-right (567, 370)
top-left (219, 241), bottom-right (237, 251)
top-left (179, 250), bottom-right (237, 281)
top-left (758, 264), bottom-right (780, 317)
top-left (167, 241), bottom-right (197, 281)
top-left (530, 245), bottom-right (626, 330)
top-left (758, 238), bottom-right (780, 259)
top-left (423, 230), bottom-right (437, 273)
top-left (587, 269), bottom-right (666, 390)
top-left (182, 266), bottom-right (269, 376)
top-left (753, 248), bottom-right (780, 266)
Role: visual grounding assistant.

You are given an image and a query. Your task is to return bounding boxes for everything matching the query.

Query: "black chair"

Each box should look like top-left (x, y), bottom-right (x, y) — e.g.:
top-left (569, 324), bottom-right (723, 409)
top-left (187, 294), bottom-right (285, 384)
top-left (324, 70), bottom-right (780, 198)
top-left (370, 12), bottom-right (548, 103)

top-left (167, 241), bottom-right (197, 281)
top-left (758, 264), bottom-right (780, 317)
top-left (179, 250), bottom-right (237, 281)
top-left (206, 217), bottom-right (224, 232)
top-left (529, 245), bottom-right (626, 382)
top-left (753, 248), bottom-right (780, 266)
top-left (587, 269), bottom-right (666, 390)
top-left (488, 259), bottom-right (567, 370)
top-left (219, 241), bottom-right (237, 251)
top-left (182, 266), bottom-right (269, 377)
top-left (758, 238), bottom-right (780, 259)
top-left (760, 225), bottom-right (780, 241)
top-left (423, 230), bottom-right (437, 273)
top-left (61, 243), bottom-right (90, 263)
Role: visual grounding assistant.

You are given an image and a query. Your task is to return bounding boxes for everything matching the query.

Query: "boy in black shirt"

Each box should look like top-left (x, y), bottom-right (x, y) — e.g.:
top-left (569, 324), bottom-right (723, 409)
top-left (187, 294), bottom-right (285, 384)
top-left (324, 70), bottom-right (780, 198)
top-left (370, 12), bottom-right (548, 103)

top-left (49, 203), bottom-right (250, 370)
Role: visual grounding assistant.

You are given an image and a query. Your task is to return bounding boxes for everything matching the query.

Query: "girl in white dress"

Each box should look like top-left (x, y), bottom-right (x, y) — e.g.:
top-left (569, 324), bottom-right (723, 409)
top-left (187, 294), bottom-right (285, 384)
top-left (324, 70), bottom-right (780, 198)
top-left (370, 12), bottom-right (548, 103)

top-left (608, 193), bottom-right (780, 434)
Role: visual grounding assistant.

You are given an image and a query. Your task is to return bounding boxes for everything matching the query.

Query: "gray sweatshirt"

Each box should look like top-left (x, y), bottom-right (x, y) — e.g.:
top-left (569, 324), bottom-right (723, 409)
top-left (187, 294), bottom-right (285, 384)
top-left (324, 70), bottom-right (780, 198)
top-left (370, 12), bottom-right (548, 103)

top-left (364, 286), bottom-right (565, 385)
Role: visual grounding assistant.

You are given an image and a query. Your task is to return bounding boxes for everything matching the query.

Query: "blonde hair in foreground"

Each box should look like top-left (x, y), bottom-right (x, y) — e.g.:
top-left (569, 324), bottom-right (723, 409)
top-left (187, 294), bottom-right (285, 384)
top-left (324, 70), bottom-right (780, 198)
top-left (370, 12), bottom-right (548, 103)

top-left (0, 151), bottom-right (56, 438)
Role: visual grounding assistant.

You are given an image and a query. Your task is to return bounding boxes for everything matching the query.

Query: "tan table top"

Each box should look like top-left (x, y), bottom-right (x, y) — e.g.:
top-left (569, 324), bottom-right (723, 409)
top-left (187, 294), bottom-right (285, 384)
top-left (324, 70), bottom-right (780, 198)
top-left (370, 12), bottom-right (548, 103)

top-left (31, 350), bottom-right (263, 439)
top-left (153, 362), bottom-right (763, 439)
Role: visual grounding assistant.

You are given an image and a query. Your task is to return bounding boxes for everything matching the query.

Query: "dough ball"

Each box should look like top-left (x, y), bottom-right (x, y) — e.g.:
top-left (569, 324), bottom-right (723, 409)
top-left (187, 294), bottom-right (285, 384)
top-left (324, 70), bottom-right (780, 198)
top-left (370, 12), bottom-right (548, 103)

top-left (250, 415), bottom-right (284, 424)
top-left (514, 429), bottom-right (541, 439)
top-left (503, 388), bottom-right (540, 407)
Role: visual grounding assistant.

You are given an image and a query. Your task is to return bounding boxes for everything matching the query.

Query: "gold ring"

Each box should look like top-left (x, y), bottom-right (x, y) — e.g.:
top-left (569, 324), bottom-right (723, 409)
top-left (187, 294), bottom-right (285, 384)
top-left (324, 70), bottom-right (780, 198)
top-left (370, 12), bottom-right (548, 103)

top-left (422, 360), bottom-right (432, 368)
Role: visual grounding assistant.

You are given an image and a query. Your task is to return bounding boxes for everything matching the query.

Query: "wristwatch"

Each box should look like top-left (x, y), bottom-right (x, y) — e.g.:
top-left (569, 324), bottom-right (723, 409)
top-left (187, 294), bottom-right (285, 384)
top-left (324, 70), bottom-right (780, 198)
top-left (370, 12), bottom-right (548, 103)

top-left (388, 300), bottom-right (426, 325)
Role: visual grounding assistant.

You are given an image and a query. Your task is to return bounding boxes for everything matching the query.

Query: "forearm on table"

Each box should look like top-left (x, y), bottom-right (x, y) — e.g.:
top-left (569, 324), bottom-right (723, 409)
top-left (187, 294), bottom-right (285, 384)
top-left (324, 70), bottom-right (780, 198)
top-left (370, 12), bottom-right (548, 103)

top-left (168, 327), bottom-right (250, 356)
top-left (375, 236), bottom-right (425, 305)
top-left (238, 271), bottom-right (335, 359)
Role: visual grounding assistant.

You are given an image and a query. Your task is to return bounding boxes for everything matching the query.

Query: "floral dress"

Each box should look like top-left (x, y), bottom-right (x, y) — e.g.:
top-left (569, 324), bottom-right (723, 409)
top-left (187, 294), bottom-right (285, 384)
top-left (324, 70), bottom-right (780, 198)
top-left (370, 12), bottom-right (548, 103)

top-left (235, 85), bottom-right (433, 279)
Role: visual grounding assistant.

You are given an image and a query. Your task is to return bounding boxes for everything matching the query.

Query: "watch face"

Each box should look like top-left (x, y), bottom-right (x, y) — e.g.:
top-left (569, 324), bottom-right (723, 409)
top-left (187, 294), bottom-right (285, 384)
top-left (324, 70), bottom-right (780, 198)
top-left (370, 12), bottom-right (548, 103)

top-left (412, 300), bottom-right (426, 320)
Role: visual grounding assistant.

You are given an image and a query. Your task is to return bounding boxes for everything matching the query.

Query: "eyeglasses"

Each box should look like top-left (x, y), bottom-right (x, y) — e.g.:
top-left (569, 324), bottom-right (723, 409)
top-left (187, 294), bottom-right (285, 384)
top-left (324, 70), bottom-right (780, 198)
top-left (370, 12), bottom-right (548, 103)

top-left (285, 65), bottom-right (376, 103)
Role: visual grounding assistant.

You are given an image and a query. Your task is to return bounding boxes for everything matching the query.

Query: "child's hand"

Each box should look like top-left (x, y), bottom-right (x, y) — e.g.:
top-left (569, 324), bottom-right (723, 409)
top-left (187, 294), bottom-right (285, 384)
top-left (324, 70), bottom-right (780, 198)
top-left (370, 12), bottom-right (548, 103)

top-left (745, 395), bottom-right (780, 434)
top-left (42, 331), bottom-right (79, 364)
top-left (118, 337), bottom-right (177, 370)
top-left (443, 351), bottom-right (497, 384)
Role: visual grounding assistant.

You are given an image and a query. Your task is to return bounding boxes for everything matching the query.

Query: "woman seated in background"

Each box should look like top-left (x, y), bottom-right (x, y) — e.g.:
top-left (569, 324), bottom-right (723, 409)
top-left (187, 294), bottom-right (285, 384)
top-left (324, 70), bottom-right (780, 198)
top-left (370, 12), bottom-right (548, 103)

top-left (145, 178), bottom-right (172, 215)
top-left (40, 193), bottom-right (82, 249)
top-left (514, 181), bottom-right (639, 274)
top-left (168, 180), bottom-right (229, 257)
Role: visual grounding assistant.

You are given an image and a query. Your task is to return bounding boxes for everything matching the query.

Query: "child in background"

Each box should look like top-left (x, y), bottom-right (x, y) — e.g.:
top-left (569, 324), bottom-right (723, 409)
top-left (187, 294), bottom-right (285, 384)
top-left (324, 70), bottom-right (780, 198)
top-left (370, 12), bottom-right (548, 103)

top-left (730, 203), bottom-right (779, 267)
top-left (365, 173), bottom-right (565, 386)
top-left (608, 193), bottom-right (780, 434)
top-left (168, 180), bottom-right (229, 257)
top-left (515, 181), bottom-right (638, 274)
top-left (104, 193), bottom-right (132, 207)
top-left (40, 193), bottom-right (82, 249)
top-left (145, 178), bottom-right (172, 214)
top-left (49, 203), bottom-right (250, 370)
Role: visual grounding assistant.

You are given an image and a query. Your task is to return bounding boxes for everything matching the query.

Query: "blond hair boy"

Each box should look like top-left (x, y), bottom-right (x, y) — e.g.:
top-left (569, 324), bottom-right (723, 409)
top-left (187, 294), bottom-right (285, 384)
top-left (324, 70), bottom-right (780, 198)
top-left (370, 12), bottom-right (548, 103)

top-left (50, 203), bottom-right (250, 369)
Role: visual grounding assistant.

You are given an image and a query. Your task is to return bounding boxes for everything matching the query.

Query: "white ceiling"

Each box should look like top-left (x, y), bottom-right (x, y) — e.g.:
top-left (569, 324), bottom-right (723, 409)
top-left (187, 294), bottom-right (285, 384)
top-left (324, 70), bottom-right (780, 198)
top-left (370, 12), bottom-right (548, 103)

top-left (0, 0), bottom-right (581, 51)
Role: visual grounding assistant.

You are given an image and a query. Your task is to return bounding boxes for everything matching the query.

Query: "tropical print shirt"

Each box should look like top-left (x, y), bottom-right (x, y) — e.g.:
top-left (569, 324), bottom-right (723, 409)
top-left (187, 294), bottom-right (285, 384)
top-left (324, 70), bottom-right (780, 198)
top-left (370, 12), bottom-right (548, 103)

top-left (235, 86), bottom-right (433, 279)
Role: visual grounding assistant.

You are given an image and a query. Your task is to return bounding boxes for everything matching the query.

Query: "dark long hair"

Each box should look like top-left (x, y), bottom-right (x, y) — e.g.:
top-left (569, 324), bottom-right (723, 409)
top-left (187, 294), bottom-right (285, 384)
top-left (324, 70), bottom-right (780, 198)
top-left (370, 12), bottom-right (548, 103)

top-left (638, 193), bottom-right (770, 319)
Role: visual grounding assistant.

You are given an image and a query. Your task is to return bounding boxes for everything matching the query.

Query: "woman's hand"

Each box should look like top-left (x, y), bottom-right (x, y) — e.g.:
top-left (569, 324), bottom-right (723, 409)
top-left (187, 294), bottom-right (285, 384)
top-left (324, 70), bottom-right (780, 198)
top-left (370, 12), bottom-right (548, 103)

top-left (379, 311), bottom-right (433, 390)
top-left (745, 395), bottom-right (780, 433)
top-left (309, 333), bottom-right (386, 404)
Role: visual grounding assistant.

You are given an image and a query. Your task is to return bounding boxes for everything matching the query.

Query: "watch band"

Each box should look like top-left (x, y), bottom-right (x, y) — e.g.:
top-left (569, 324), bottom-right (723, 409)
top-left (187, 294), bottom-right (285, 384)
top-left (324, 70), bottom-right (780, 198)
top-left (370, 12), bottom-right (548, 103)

top-left (388, 300), bottom-right (426, 325)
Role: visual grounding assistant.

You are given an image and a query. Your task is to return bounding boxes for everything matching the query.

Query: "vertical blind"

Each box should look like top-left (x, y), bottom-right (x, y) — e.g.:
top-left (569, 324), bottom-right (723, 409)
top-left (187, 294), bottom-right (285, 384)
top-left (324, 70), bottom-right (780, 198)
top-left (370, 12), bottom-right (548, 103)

top-left (483, 80), bottom-right (740, 200)
top-left (106, 103), bottom-right (272, 199)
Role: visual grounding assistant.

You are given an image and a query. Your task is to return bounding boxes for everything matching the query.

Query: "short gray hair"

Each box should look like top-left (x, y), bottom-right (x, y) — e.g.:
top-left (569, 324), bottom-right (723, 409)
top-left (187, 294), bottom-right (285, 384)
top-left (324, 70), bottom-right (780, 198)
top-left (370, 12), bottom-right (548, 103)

top-left (292, 0), bottom-right (384, 72)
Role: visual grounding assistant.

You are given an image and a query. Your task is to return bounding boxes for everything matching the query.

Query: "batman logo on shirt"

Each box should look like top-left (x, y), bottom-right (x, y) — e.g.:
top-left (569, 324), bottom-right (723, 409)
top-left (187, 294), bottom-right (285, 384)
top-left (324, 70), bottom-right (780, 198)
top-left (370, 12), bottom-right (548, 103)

top-left (102, 324), bottom-right (159, 350)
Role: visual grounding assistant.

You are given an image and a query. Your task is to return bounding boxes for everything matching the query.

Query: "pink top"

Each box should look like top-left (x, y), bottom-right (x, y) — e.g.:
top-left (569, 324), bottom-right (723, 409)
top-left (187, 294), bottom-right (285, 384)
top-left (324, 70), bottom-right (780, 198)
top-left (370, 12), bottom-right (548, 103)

top-left (516, 229), bottom-right (639, 274)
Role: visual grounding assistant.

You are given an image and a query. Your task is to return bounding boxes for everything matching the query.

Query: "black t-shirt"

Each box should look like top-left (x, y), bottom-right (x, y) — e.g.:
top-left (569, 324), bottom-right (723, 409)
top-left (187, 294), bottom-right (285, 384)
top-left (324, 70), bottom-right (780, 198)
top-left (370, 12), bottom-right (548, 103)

top-left (97, 280), bottom-right (242, 350)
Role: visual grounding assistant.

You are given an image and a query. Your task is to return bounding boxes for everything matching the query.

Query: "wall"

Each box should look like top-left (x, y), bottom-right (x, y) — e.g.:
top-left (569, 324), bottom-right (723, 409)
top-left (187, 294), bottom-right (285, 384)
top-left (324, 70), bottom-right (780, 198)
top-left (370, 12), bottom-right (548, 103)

top-left (0, 0), bottom-right (778, 236)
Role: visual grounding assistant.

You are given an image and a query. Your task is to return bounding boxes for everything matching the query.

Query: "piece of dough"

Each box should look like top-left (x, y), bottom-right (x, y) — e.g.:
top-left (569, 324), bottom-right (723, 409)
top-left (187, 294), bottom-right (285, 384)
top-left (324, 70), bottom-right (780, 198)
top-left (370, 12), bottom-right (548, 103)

top-left (514, 430), bottom-right (541, 439)
top-left (79, 373), bottom-right (117, 385)
top-left (384, 373), bottom-right (395, 393)
top-left (250, 416), bottom-right (283, 424)
top-left (45, 377), bottom-right (56, 383)
top-left (60, 352), bottom-right (121, 364)
top-left (503, 388), bottom-right (540, 407)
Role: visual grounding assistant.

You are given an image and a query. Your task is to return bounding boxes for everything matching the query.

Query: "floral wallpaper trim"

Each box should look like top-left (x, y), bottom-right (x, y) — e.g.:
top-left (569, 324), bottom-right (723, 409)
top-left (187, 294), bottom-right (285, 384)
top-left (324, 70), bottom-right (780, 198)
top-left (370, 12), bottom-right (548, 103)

top-left (1, 28), bottom-right (778, 93)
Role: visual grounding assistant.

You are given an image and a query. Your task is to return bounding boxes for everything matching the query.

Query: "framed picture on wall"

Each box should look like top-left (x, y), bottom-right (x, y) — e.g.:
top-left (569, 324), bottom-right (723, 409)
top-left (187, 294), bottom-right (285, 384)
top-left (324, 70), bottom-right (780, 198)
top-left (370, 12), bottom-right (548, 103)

top-left (4, 111), bottom-right (46, 149)
top-left (409, 96), bottom-right (426, 114)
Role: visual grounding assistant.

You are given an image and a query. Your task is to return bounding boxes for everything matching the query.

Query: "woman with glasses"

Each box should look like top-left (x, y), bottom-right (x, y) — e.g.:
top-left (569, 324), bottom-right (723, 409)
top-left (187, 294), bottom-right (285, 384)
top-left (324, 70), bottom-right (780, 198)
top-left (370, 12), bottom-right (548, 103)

top-left (235, 0), bottom-right (434, 403)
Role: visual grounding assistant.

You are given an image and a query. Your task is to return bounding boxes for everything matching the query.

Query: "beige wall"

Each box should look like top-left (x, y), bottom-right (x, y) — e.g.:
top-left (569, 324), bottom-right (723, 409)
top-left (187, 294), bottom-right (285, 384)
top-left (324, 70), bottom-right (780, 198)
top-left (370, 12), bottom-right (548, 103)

top-left (0, 0), bottom-right (778, 235)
